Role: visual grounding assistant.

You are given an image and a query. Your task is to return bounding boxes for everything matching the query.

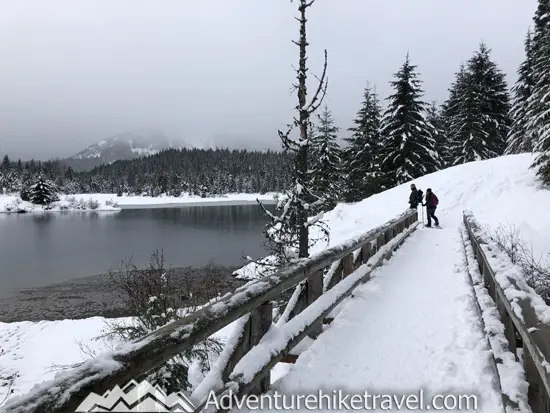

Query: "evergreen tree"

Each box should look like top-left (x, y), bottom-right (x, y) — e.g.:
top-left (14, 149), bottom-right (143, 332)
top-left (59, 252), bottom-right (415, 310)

top-left (441, 64), bottom-right (469, 165)
top-left (528, 0), bottom-right (550, 184)
top-left (451, 43), bottom-right (511, 164)
top-left (506, 29), bottom-right (536, 154)
top-left (426, 101), bottom-right (451, 168)
top-left (378, 54), bottom-right (441, 185)
top-left (310, 105), bottom-right (342, 211)
top-left (342, 83), bottom-right (385, 201)
top-left (28, 176), bottom-right (59, 205)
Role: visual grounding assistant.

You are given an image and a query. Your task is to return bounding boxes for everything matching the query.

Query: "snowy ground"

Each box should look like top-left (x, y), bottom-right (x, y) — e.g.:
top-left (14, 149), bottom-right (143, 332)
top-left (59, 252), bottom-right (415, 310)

top-left (0, 316), bottom-right (291, 402)
top-left (0, 192), bottom-right (278, 213)
top-left (0, 153), bottom-right (549, 407)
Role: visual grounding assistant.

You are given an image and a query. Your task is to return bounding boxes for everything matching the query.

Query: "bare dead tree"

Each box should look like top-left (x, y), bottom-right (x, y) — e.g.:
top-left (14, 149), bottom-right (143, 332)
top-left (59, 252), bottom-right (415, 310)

top-left (96, 250), bottom-right (224, 393)
top-left (256, 0), bottom-right (329, 276)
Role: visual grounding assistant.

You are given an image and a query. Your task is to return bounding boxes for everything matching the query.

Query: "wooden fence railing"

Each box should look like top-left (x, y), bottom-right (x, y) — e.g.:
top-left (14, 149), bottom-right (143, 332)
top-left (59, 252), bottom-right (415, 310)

top-left (463, 211), bottom-right (550, 413)
top-left (3, 209), bottom-right (419, 413)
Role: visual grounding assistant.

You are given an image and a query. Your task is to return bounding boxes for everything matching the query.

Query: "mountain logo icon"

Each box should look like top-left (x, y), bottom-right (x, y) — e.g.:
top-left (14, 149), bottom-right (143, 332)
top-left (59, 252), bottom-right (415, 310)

top-left (74, 379), bottom-right (196, 412)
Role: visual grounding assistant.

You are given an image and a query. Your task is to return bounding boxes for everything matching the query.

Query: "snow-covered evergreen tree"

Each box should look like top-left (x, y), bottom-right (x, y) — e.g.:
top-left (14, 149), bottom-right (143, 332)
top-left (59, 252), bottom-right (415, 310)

top-left (342, 83), bottom-right (386, 201)
top-left (528, 0), bottom-right (550, 184)
top-left (310, 105), bottom-right (342, 211)
top-left (506, 29), bottom-right (536, 154)
top-left (426, 101), bottom-right (451, 168)
top-left (28, 176), bottom-right (59, 205)
top-left (441, 64), bottom-right (469, 166)
top-left (451, 43), bottom-right (511, 164)
top-left (378, 55), bottom-right (441, 185)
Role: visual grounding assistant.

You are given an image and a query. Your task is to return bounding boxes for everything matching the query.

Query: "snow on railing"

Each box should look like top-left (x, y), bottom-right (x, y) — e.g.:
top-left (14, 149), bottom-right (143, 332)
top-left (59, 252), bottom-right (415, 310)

top-left (463, 211), bottom-right (550, 413)
top-left (460, 223), bottom-right (531, 412)
top-left (3, 209), bottom-right (419, 413)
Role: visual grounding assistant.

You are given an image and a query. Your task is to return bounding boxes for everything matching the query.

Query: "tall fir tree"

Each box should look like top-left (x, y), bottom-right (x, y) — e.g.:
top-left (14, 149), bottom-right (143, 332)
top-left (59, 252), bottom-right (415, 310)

top-left (378, 54), bottom-right (441, 185)
top-left (441, 64), bottom-right (469, 166)
top-left (426, 101), bottom-right (451, 168)
top-left (342, 83), bottom-right (385, 201)
top-left (528, 0), bottom-right (550, 184)
top-left (506, 29), bottom-right (536, 154)
top-left (450, 43), bottom-right (511, 164)
top-left (310, 105), bottom-right (342, 211)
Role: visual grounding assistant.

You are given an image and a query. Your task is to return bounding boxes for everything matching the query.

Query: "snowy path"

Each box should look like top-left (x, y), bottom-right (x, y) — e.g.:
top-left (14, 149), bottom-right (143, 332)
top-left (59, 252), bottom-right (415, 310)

top-left (243, 219), bottom-right (505, 412)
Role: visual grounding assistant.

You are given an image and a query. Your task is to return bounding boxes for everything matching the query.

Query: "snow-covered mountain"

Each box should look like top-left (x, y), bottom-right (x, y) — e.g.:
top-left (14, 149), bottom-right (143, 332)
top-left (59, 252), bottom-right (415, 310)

top-left (69, 130), bottom-right (183, 164)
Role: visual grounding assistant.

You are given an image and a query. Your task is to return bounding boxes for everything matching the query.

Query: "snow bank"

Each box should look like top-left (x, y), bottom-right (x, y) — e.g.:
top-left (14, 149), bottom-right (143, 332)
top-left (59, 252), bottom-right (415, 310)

top-left (0, 192), bottom-right (279, 213)
top-left (0, 195), bottom-right (121, 213)
top-left (0, 315), bottom-right (237, 407)
top-left (85, 192), bottom-right (279, 209)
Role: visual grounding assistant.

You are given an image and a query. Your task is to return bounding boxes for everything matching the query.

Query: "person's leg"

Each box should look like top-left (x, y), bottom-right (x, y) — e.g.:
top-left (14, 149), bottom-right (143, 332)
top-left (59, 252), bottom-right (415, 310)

top-left (426, 208), bottom-right (432, 226)
top-left (433, 207), bottom-right (439, 226)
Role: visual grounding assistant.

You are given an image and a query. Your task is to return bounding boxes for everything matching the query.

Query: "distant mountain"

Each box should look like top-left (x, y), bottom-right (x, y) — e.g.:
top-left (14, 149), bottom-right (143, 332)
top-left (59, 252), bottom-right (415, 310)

top-left (70, 130), bottom-right (183, 162)
top-left (64, 130), bottom-right (185, 171)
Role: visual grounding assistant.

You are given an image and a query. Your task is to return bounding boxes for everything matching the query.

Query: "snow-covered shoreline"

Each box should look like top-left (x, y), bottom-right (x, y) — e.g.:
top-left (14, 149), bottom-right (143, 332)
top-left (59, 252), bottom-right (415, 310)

top-left (0, 192), bottom-right (279, 213)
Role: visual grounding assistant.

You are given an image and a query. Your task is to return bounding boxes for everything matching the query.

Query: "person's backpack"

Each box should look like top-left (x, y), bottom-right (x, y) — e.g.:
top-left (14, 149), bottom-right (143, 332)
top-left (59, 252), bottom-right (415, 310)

top-left (417, 189), bottom-right (423, 203)
top-left (432, 193), bottom-right (439, 206)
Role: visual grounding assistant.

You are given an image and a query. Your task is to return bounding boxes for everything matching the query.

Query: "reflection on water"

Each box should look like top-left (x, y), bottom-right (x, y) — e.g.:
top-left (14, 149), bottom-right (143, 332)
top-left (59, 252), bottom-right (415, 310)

top-left (0, 204), bottom-right (274, 294)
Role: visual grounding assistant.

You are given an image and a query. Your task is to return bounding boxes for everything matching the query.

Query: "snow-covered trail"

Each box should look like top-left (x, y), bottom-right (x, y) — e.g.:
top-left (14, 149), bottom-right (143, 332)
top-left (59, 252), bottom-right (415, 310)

top-left (243, 218), bottom-right (504, 412)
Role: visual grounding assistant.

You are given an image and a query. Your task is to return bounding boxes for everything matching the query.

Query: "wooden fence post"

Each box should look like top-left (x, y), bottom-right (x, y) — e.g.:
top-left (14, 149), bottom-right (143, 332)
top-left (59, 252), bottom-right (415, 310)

top-left (222, 302), bottom-right (273, 395)
top-left (324, 261), bottom-right (343, 292)
top-left (342, 253), bottom-right (354, 278)
top-left (221, 318), bottom-right (253, 383)
top-left (248, 302), bottom-right (273, 394)
top-left (307, 270), bottom-right (323, 338)
top-left (384, 228), bottom-right (392, 244)
top-left (361, 243), bottom-right (372, 264)
top-left (377, 233), bottom-right (385, 250)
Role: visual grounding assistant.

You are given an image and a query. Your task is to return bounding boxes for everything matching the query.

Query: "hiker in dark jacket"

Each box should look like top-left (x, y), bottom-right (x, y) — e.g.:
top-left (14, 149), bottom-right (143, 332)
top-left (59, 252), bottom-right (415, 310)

top-left (408, 184), bottom-right (422, 209)
top-left (423, 188), bottom-right (440, 227)
top-left (409, 184), bottom-right (418, 209)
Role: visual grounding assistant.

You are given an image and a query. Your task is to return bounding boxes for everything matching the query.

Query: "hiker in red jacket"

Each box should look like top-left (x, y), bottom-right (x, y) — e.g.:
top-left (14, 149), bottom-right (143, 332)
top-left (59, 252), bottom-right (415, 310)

top-left (423, 188), bottom-right (440, 227)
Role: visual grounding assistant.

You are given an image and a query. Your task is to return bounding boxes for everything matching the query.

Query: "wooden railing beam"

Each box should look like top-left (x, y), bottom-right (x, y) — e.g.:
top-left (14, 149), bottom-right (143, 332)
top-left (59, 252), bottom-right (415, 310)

top-left (464, 212), bottom-right (550, 413)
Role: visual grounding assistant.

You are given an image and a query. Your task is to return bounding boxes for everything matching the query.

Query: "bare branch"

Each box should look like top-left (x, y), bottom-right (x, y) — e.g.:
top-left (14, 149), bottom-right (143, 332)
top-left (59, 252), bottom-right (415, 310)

top-left (305, 49), bottom-right (328, 114)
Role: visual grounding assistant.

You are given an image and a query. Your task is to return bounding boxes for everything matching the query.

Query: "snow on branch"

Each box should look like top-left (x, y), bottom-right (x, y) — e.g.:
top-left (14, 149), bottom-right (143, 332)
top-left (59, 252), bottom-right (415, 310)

top-left (305, 211), bottom-right (324, 228)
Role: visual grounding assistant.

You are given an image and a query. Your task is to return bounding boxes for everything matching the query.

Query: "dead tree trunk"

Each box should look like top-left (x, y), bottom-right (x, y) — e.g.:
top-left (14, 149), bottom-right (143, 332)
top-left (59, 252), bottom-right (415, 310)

top-left (293, 0), bottom-right (328, 259)
top-left (255, 0), bottom-right (328, 278)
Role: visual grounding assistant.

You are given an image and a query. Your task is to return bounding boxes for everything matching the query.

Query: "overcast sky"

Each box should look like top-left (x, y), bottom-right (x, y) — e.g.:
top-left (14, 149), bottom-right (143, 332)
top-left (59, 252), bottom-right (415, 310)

top-left (0, 0), bottom-right (538, 160)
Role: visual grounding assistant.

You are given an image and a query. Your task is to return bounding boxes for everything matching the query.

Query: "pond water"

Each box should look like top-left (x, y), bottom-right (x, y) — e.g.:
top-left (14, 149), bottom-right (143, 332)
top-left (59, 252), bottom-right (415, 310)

top-left (0, 204), bottom-right (274, 295)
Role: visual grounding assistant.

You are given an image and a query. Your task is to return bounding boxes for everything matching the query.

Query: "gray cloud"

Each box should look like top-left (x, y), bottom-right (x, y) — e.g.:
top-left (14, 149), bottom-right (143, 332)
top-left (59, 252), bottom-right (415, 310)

top-left (0, 0), bottom-right (537, 160)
